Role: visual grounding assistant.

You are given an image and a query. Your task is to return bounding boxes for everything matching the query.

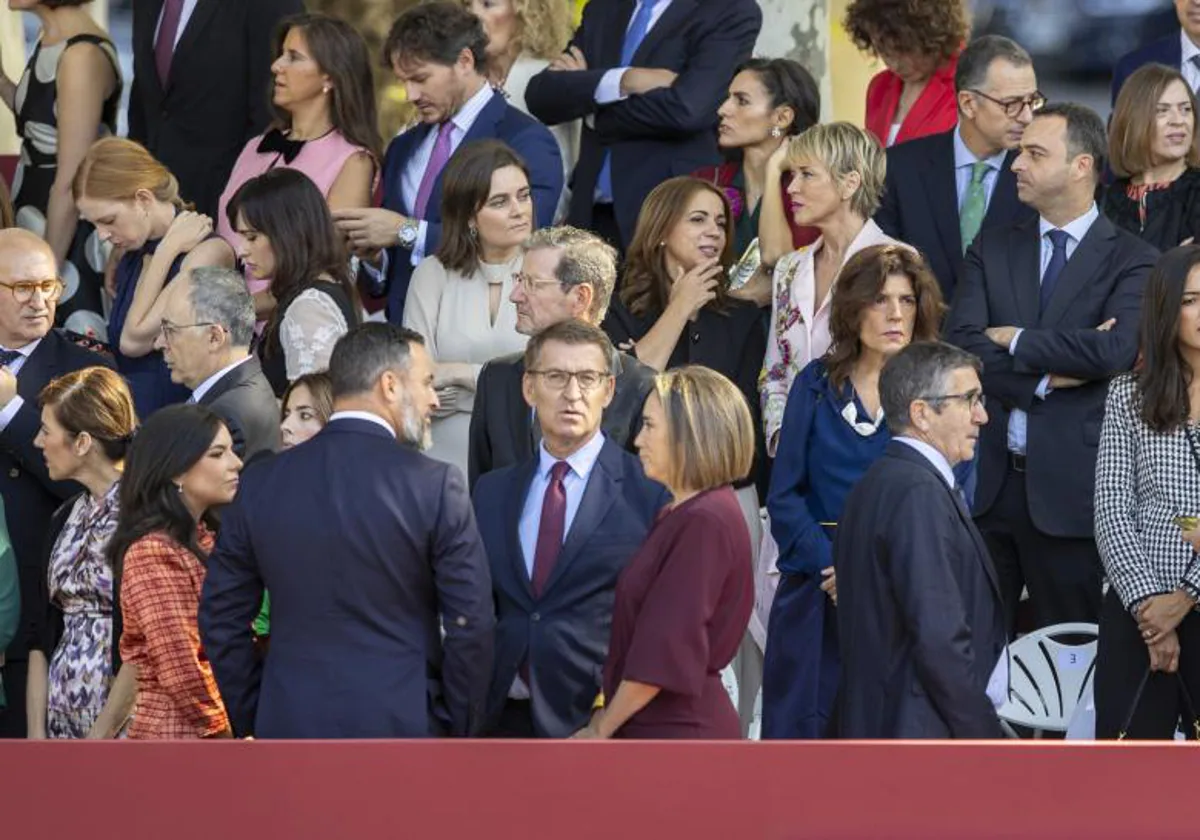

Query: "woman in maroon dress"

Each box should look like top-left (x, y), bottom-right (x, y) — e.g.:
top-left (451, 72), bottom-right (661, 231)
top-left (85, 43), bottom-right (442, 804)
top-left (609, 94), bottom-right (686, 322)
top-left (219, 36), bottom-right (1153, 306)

top-left (578, 366), bottom-right (755, 740)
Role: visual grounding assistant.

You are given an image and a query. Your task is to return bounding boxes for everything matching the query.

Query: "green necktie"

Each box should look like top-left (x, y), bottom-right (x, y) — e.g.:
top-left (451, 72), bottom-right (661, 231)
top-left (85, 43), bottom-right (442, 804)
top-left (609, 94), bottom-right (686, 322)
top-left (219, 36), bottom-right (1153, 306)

top-left (959, 161), bottom-right (991, 253)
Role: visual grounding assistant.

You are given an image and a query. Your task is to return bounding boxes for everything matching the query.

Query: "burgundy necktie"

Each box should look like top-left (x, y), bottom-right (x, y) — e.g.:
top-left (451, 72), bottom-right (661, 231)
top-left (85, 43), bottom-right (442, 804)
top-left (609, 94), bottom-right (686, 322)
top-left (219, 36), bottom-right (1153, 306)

top-left (155, 0), bottom-right (185, 86)
top-left (412, 122), bottom-right (455, 219)
top-left (531, 461), bottom-right (570, 596)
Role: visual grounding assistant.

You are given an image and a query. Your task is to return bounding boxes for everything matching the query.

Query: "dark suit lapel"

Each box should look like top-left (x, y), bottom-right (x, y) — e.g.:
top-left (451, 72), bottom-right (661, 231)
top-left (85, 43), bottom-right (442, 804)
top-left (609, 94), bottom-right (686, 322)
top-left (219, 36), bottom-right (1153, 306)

top-left (506, 460), bottom-right (538, 598)
top-left (168, 0), bottom-right (221, 85)
top-left (984, 153), bottom-right (1022, 227)
top-left (16, 333), bottom-right (60, 401)
top-left (543, 442), bottom-right (621, 595)
top-left (1010, 221), bottom-right (1042, 326)
top-left (602, 0), bottom-right (637, 67)
top-left (1040, 216), bottom-right (1117, 326)
top-left (950, 488), bottom-right (1002, 599)
top-left (925, 132), bottom-right (963, 266)
top-left (196, 358), bottom-right (256, 406)
top-left (630, 0), bottom-right (698, 64)
top-left (388, 124), bottom-right (433, 215)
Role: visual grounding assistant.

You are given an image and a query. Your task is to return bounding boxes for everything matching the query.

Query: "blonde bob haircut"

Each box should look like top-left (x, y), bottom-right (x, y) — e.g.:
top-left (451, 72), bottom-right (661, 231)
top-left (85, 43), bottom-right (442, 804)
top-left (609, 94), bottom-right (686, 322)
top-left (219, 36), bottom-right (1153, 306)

top-left (785, 121), bottom-right (887, 219)
top-left (1109, 63), bottom-right (1200, 179)
top-left (461, 0), bottom-right (573, 62)
top-left (652, 365), bottom-right (754, 494)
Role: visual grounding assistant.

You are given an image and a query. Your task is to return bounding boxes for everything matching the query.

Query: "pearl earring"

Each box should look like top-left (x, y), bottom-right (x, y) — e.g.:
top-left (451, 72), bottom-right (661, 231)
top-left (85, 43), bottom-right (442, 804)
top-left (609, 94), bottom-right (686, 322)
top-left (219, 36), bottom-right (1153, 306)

top-left (770, 126), bottom-right (782, 138)
top-left (323, 85), bottom-right (331, 94)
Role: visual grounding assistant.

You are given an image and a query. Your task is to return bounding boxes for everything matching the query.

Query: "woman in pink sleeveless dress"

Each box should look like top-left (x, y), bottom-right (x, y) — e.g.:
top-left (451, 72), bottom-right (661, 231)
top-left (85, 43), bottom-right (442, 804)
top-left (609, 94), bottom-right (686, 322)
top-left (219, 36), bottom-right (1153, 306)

top-left (216, 13), bottom-right (379, 326)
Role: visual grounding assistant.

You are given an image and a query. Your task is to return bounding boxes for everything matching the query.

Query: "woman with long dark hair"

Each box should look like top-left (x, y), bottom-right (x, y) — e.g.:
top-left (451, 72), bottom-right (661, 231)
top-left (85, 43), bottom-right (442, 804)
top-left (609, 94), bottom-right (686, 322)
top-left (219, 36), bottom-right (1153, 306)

top-left (110, 405), bottom-right (240, 740)
top-left (1095, 245), bottom-right (1200, 739)
top-left (227, 168), bottom-right (360, 396)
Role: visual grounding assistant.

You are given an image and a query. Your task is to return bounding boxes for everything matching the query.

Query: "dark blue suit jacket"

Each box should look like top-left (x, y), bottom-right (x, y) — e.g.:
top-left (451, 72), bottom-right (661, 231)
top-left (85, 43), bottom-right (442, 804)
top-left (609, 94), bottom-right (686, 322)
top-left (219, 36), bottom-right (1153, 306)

top-left (372, 91), bottom-right (563, 323)
top-left (945, 213), bottom-right (1157, 538)
top-left (199, 417), bottom-right (495, 739)
top-left (874, 128), bottom-right (1033, 304)
top-left (472, 437), bottom-right (667, 737)
top-left (835, 442), bottom-right (1005, 739)
top-left (525, 0), bottom-right (761, 246)
top-left (1112, 33), bottom-right (1181, 105)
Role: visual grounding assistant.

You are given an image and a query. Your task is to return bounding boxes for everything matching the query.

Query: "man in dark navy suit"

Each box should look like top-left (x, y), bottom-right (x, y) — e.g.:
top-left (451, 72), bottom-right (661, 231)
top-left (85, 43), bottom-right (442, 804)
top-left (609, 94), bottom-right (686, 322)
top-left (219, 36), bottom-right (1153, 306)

top-left (200, 323), bottom-right (494, 739)
top-left (473, 320), bottom-right (667, 737)
top-left (334, 2), bottom-right (562, 323)
top-left (946, 104), bottom-right (1157, 634)
top-left (874, 35), bottom-right (1040, 304)
top-left (524, 0), bottom-right (761, 250)
top-left (836, 342), bottom-right (1005, 739)
top-left (0, 230), bottom-right (114, 738)
top-left (1112, 0), bottom-right (1200, 103)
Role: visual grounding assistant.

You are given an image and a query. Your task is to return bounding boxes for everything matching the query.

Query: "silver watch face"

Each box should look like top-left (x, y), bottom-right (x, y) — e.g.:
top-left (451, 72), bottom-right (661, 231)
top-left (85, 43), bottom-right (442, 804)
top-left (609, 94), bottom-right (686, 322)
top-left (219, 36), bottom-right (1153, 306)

top-left (398, 222), bottom-right (416, 246)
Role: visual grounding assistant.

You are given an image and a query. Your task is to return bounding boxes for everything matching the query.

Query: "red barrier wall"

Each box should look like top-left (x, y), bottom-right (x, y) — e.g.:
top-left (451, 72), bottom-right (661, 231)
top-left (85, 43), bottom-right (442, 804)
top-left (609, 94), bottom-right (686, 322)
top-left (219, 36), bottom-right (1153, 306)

top-left (2, 740), bottom-right (1196, 839)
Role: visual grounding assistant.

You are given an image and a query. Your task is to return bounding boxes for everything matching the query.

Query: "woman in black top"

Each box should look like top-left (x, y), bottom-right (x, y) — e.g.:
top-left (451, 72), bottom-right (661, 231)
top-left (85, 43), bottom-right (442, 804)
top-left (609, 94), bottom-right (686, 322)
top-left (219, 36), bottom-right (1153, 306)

top-left (226, 168), bottom-right (359, 396)
top-left (1104, 64), bottom-right (1200, 252)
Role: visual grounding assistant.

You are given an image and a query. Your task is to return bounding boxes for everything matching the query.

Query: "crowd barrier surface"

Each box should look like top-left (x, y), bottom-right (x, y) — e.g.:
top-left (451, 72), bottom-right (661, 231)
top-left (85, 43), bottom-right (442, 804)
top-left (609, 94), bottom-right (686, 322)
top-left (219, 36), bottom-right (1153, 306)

top-left (3, 739), bottom-right (1198, 838)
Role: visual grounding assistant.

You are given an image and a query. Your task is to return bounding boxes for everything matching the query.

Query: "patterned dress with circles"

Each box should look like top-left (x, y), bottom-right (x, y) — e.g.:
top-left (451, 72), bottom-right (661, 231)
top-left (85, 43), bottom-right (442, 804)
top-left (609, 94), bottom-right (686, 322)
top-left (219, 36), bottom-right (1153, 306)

top-left (13, 35), bottom-right (121, 339)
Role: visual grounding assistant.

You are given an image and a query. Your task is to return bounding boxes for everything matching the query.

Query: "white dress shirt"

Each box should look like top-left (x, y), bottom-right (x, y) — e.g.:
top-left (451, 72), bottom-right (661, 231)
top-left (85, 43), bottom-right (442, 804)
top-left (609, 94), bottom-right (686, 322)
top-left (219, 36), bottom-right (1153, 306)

top-left (594, 0), bottom-right (674, 105)
top-left (1182, 30), bottom-right (1200, 95)
top-left (328, 410), bottom-right (396, 438)
top-left (1006, 203), bottom-right (1100, 454)
top-left (188, 355), bottom-right (252, 404)
top-left (0, 338), bottom-right (42, 431)
top-left (154, 0), bottom-right (200, 50)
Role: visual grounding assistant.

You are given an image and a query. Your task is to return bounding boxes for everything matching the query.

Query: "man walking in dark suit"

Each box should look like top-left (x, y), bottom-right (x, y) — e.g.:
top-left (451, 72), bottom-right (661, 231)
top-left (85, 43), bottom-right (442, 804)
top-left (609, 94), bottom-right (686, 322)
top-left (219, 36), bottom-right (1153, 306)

top-left (874, 35), bottom-right (1040, 303)
top-left (0, 230), bottom-right (114, 738)
top-left (837, 342), bottom-right (1005, 739)
top-left (200, 323), bottom-right (495, 739)
top-left (334, 2), bottom-right (562, 324)
top-left (946, 104), bottom-right (1158, 634)
top-left (1112, 0), bottom-right (1200, 103)
top-left (524, 0), bottom-right (761, 250)
top-left (468, 226), bottom-right (654, 488)
top-left (473, 320), bottom-right (667, 737)
top-left (128, 0), bottom-right (303, 217)
top-left (155, 267), bottom-right (279, 460)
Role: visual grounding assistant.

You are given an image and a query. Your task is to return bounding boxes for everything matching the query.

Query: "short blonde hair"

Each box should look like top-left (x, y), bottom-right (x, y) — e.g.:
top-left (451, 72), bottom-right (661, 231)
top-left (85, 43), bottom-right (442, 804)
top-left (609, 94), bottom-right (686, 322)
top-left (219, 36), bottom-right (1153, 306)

top-left (1109, 63), bottom-right (1200, 178)
top-left (460, 0), bottom-right (572, 62)
top-left (786, 122), bottom-right (887, 219)
top-left (653, 366), bottom-right (754, 493)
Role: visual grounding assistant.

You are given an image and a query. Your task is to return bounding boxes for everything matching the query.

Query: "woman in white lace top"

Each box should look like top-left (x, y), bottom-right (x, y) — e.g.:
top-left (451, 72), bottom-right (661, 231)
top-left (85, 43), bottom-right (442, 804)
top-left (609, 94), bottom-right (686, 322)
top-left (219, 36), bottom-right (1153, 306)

top-left (403, 140), bottom-right (533, 476)
top-left (226, 168), bottom-right (360, 396)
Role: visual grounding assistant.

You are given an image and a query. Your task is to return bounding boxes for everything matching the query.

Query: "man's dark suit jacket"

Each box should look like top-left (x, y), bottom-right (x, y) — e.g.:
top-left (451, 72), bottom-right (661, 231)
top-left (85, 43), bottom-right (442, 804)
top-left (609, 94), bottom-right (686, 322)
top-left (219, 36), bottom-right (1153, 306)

top-left (0, 332), bottom-right (113, 737)
top-left (467, 348), bottom-right (654, 489)
top-left (473, 437), bottom-right (668, 736)
top-left (874, 128), bottom-right (1033, 303)
top-left (371, 92), bottom-right (563, 323)
top-left (194, 356), bottom-right (280, 461)
top-left (524, 0), bottom-right (761, 247)
top-left (200, 417), bottom-right (495, 738)
top-left (835, 442), bottom-right (1005, 739)
top-left (1112, 32), bottom-right (1182, 105)
top-left (945, 213), bottom-right (1157, 538)
top-left (128, 0), bottom-right (303, 217)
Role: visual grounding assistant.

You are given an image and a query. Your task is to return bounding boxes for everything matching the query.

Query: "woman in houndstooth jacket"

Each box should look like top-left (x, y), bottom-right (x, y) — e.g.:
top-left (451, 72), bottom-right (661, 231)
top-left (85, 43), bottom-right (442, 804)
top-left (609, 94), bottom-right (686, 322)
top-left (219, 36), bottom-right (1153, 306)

top-left (1094, 245), bottom-right (1200, 740)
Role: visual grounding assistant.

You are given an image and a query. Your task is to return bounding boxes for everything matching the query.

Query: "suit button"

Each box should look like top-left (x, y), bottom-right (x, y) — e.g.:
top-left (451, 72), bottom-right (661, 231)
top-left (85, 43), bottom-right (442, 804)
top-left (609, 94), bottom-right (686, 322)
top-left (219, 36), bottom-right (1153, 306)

top-left (7, 467), bottom-right (16, 478)
top-left (454, 616), bottom-right (468, 628)
top-left (691, 332), bottom-right (700, 343)
top-left (531, 612), bottom-right (541, 622)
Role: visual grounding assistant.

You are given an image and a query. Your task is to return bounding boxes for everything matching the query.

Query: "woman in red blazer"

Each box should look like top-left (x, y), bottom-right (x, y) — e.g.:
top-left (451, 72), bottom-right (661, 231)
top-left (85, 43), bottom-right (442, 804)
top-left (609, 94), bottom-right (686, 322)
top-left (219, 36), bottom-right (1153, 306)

top-left (844, 0), bottom-right (970, 147)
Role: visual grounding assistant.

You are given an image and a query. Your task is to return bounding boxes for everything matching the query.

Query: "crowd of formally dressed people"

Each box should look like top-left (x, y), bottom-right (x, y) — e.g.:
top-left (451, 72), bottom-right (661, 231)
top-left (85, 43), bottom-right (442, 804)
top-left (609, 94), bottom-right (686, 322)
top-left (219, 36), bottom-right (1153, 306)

top-left (1, 0), bottom-right (1200, 742)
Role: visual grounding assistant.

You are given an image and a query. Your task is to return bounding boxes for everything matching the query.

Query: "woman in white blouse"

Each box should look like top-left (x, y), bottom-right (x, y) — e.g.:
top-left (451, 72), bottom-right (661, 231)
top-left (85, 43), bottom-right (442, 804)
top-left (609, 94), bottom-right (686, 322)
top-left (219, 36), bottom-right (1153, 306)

top-left (404, 140), bottom-right (533, 475)
top-left (226, 167), bottom-right (359, 397)
top-left (761, 122), bottom-right (900, 455)
top-left (467, 0), bottom-right (578, 221)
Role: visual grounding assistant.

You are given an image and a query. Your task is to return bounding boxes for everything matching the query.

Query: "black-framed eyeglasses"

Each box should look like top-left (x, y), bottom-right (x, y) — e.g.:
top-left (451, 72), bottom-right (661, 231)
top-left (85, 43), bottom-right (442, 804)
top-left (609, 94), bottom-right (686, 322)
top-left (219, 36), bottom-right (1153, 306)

top-left (158, 321), bottom-right (221, 344)
top-left (527, 368), bottom-right (612, 392)
top-left (968, 89), bottom-right (1046, 118)
top-left (921, 390), bottom-right (986, 410)
top-left (0, 279), bottom-right (64, 303)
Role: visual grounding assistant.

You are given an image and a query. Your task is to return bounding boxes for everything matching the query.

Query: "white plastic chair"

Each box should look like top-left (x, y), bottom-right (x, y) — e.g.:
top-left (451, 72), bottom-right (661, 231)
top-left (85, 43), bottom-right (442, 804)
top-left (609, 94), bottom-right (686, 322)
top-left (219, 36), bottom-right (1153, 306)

top-left (996, 622), bottom-right (1099, 738)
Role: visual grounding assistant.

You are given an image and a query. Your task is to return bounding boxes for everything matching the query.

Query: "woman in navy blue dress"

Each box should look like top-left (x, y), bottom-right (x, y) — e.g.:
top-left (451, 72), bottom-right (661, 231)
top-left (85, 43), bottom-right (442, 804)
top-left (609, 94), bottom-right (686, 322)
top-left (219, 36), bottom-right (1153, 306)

top-left (74, 138), bottom-right (234, 418)
top-left (761, 244), bottom-right (943, 739)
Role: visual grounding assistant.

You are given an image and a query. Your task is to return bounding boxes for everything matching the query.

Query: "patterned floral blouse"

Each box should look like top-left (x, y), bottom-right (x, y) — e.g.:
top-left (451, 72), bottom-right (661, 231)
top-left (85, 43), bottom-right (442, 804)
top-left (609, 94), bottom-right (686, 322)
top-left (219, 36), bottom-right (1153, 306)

top-left (119, 526), bottom-right (229, 739)
top-left (45, 482), bottom-right (120, 739)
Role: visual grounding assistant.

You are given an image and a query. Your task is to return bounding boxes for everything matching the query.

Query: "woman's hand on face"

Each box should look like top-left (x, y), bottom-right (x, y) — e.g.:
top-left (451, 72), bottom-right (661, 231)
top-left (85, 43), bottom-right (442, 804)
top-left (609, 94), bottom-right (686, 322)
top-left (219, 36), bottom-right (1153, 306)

top-left (667, 260), bottom-right (722, 319)
top-left (162, 211), bottom-right (213, 255)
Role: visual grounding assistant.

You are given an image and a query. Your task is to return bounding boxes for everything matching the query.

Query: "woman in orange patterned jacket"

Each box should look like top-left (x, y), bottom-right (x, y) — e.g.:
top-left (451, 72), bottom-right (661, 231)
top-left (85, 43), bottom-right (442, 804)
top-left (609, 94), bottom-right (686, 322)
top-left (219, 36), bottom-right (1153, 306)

top-left (108, 405), bottom-right (242, 739)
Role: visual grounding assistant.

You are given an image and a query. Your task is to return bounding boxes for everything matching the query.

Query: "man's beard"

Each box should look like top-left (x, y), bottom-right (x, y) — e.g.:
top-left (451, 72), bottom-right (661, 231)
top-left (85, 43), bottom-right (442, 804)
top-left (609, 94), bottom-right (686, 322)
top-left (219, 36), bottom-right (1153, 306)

top-left (399, 390), bottom-right (432, 451)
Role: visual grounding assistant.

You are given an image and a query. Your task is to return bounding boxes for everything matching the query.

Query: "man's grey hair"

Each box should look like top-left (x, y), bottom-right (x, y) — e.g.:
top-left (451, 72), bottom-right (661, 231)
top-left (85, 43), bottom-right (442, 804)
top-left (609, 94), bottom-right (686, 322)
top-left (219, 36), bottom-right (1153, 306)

top-left (328, 323), bottom-right (425, 398)
top-left (526, 225), bottom-right (618, 323)
top-left (187, 266), bottom-right (255, 347)
top-left (955, 35), bottom-right (1034, 94)
top-left (881, 342), bottom-right (983, 435)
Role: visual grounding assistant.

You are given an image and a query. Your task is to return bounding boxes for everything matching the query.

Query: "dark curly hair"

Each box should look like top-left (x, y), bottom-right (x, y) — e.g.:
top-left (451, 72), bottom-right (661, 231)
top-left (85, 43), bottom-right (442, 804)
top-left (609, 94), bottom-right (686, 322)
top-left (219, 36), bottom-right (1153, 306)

top-left (843, 0), bottom-right (969, 65)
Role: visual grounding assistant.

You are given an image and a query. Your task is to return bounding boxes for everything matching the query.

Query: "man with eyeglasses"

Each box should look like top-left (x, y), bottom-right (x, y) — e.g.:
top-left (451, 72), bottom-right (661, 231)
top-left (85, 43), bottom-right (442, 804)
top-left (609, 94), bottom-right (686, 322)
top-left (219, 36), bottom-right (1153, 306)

top-left (472, 319), bottom-right (667, 737)
top-left (875, 35), bottom-right (1041, 303)
top-left (0, 229), bottom-right (114, 739)
top-left (835, 341), bottom-right (1005, 739)
top-left (946, 103), bottom-right (1158, 637)
top-left (467, 226), bottom-right (654, 489)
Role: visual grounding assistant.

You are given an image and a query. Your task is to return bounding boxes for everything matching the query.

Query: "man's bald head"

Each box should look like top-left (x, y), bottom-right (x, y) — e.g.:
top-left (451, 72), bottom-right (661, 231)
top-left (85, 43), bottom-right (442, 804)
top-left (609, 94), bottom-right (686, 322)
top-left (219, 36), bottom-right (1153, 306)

top-left (0, 229), bottom-right (58, 348)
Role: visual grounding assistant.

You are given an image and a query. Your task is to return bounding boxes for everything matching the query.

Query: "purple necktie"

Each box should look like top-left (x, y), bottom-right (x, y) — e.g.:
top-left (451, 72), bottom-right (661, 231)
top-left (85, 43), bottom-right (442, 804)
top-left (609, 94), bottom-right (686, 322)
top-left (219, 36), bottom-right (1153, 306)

top-left (155, 0), bottom-right (185, 86)
top-left (531, 461), bottom-right (570, 596)
top-left (412, 122), bottom-right (455, 220)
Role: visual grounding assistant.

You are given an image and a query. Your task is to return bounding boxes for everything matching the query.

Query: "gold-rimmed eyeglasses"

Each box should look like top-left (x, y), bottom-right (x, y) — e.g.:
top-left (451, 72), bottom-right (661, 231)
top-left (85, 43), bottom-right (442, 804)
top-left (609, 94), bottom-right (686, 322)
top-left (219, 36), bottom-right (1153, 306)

top-left (0, 279), bottom-right (64, 303)
top-left (527, 368), bottom-right (612, 392)
top-left (158, 321), bottom-right (221, 344)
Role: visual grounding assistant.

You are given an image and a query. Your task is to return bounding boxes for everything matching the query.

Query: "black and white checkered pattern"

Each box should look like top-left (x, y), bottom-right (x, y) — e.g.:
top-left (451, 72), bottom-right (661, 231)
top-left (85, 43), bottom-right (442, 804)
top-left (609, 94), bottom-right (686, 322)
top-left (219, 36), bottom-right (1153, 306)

top-left (1094, 374), bottom-right (1200, 613)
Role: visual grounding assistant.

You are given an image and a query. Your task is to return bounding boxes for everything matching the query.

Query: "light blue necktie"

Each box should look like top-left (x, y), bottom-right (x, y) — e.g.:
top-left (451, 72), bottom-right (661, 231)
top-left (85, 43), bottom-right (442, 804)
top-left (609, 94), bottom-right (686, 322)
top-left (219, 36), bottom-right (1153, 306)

top-left (595, 0), bottom-right (658, 203)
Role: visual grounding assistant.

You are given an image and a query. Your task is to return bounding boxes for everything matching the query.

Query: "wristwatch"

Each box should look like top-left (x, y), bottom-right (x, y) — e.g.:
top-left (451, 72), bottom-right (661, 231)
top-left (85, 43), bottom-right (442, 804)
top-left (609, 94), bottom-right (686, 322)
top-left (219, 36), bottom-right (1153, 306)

top-left (396, 217), bottom-right (420, 249)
